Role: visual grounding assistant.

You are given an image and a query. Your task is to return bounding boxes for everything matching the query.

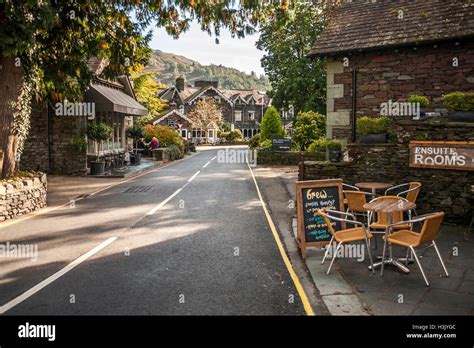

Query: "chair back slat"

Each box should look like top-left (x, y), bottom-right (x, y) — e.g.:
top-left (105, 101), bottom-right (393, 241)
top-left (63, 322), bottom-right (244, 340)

top-left (419, 212), bottom-right (444, 245)
top-left (318, 210), bottom-right (338, 237)
top-left (406, 182), bottom-right (422, 203)
top-left (344, 190), bottom-right (367, 213)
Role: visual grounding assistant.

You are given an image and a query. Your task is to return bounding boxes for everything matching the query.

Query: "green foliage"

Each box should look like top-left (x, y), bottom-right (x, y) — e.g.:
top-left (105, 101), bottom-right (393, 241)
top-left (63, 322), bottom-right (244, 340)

top-left (260, 106), bottom-right (285, 140)
top-left (144, 124), bottom-right (184, 155)
top-left (356, 116), bottom-right (391, 135)
top-left (292, 111), bottom-right (326, 151)
top-left (131, 69), bottom-right (167, 125)
top-left (221, 122), bottom-right (232, 132)
top-left (126, 124), bottom-right (146, 140)
top-left (327, 140), bottom-right (342, 151)
top-left (68, 136), bottom-right (87, 154)
top-left (256, 2), bottom-right (329, 114)
top-left (408, 95), bottom-right (430, 108)
top-left (307, 137), bottom-right (329, 153)
top-left (87, 123), bottom-right (113, 141)
top-left (166, 144), bottom-right (182, 161)
top-left (443, 92), bottom-right (474, 112)
top-left (219, 129), bottom-right (243, 142)
top-left (256, 151), bottom-right (301, 165)
top-left (258, 139), bottom-right (273, 151)
top-left (248, 133), bottom-right (261, 148)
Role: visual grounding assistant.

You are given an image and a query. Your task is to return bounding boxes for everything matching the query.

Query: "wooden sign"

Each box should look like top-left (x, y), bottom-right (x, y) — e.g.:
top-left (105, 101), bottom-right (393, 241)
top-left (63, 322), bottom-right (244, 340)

top-left (272, 137), bottom-right (292, 152)
top-left (409, 141), bottom-right (474, 171)
top-left (296, 179), bottom-right (344, 259)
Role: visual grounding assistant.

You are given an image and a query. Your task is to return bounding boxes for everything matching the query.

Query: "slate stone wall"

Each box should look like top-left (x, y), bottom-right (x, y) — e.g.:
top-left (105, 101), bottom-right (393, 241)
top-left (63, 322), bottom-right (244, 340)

top-left (0, 173), bottom-right (47, 221)
top-left (302, 120), bottom-right (474, 223)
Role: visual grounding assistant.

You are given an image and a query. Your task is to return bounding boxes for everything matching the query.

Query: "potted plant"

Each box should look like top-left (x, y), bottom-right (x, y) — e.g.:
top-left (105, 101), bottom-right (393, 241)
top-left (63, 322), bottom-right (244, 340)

top-left (356, 116), bottom-right (391, 144)
top-left (443, 92), bottom-right (474, 122)
top-left (408, 95), bottom-right (429, 118)
top-left (87, 122), bottom-right (113, 175)
top-left (306, 137), bottom-right (328, 161)
top-left (327, 140), bottom-right (343, 162)
top-left (126, 124), bottom-right (146, 165)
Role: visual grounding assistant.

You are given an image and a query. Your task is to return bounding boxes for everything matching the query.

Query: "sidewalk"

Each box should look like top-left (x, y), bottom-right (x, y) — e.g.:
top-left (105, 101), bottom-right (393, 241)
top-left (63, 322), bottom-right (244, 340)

top-left (254, 165), bottom-right (474, 315)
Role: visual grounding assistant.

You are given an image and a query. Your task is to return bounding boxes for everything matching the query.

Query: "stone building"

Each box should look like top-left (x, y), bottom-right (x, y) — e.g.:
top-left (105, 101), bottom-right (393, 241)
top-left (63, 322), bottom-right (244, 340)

top-left (22, 58), bottom-right (147, 175)
top-left (308, 0), bottom-right (474, 143)
top-left (154, 77), bottom-right (271, 141)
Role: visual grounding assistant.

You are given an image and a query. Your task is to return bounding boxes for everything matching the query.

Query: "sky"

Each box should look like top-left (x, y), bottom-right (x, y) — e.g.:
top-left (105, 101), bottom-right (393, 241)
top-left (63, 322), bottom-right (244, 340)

top-left (149, 21), bottom-right (266, 76)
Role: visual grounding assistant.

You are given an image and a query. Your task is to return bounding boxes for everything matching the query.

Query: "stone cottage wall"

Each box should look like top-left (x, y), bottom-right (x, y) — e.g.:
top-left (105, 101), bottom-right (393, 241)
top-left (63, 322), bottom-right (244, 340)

top-left (325, 39), bottom-right (474, 142)
top-left (301, 120), bottom-right (474, 223)
top-left (22, 101), bottom-right (88, 175)
top-left (0, 173), bottom-right (47, 221)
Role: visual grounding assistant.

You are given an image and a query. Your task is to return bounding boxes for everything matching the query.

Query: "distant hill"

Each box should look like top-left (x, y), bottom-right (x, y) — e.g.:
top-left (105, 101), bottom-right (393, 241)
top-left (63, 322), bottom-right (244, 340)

top-left (144, 49), bottom-right (271, 91)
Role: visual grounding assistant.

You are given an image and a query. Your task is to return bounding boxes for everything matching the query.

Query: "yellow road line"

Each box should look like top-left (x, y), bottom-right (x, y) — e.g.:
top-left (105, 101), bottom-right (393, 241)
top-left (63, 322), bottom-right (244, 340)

top-left (0, 155), bottom-right (194, 229)
top-left (247, 163), bottom-right (315, 316)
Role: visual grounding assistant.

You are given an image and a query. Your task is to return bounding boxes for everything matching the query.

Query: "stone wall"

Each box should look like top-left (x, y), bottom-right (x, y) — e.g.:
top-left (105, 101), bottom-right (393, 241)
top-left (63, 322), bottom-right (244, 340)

top-left (22, 101), bottom-right (88, 175)
top-left (326, 39), bottom-right (474, 142)
top-left (0, 173), bottom-right (47, 221)
top-left (301, 120), bottom-right (474, 223)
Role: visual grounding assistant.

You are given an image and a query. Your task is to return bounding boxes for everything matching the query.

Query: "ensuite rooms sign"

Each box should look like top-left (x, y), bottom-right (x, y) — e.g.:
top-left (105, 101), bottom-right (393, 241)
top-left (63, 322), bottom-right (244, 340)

top-left (409, 141), bottom-right (474, 171)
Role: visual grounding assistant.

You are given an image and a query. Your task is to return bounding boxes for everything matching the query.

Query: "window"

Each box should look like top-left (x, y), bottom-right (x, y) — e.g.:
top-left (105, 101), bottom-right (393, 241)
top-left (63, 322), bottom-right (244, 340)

top-left (192, 128), bottom-right (204, 138)
top-left (234, 110), bottom-right (242, 122)
top-left (248, 111), bottom-right (255, 121)
top-left (214, 96), bottom-right (221, 103)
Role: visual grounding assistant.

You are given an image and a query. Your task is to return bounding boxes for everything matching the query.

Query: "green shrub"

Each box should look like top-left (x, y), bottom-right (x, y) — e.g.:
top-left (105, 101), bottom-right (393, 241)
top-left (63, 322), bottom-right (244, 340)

top-left (408, 95), bottom-right (429, 108)
top-left (292, 111), bottom-right (326, 151)
top-left (260, 106), bottom-right (285, 140)
top-left (259, 139), bottom-right (272, 151)
top-left (166, 144), bottom-right (182, 160)
top-left (327, 140), bottom-right (342, 151)
top-left (144, 124), bottom-right (185, 155)
top-left (307, 137), bottom-right (329, 153)
top-left (87, 122), bottom-right (113, 141)
top-left (248, 133), bottom-right (261, 148)
top-left (227, 129), bottom-right (243, 142)
top-left (443, 92), bottom-right (474, 112)
top-left (356, 116), bottom-right (391, 135)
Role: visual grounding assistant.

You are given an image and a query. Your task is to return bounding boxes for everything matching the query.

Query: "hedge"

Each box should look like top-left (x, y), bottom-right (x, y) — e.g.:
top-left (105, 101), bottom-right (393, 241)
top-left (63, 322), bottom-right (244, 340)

top-left (256, 150), bottom-right (326, 165)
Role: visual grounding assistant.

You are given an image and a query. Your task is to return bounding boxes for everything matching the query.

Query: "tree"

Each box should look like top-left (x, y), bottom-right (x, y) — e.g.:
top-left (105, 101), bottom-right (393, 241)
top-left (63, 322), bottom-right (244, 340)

top-left (187, 97), bottom-right (223, 140)
top-left (260, 106), bottom-right (285, 140)
top-left (131, 67), bottom-right (167, 125)
top-left (292, 111), bottom-right (326, 151)
top-left (256, 2), bottom-right (330, 116)
top-left (1, 0), bottom-right (294, 178)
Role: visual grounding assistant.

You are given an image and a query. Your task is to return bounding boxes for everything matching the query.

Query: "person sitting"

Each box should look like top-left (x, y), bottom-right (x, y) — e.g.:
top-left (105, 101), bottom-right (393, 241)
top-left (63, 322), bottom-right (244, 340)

top-left (150, 137), bottom-right (159, 152)
top-left (137, 137), bottom-right (149, 156)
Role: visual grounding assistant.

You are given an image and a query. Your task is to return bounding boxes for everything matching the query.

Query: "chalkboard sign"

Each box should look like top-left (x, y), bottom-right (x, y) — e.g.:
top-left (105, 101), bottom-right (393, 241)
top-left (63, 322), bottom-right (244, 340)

top-left (272, 137), bottom-right (292, 152)
top-left (296, 179), bottom-right (344, 259)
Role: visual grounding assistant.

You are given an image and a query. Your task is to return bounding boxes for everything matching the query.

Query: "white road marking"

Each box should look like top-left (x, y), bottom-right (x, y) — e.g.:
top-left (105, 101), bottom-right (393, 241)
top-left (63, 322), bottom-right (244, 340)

top-left (0, 237), bottom-right (117, 315)
top-left (187, 170), bottom-right (200, 182)
top-left (146, 188), bottom-right (183, 215)
top-left (203, 161), bottom-right (211, 168)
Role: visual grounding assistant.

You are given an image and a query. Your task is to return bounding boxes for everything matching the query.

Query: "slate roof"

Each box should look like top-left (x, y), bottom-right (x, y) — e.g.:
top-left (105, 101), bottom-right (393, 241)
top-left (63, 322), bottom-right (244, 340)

top-left (308, 0), bottom-right (474, 57)
top-left (158, 84), bottom-right (270, 106)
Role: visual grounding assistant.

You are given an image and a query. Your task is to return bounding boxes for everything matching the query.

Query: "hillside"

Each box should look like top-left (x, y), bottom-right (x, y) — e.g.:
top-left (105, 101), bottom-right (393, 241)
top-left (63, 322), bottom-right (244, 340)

top-left (144, 49), bottom-right (271, 91)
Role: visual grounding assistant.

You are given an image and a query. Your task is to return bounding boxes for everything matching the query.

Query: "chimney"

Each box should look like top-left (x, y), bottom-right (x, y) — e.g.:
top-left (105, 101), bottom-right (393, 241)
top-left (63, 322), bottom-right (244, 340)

top-left (176, 76), bottom-right (185, 92)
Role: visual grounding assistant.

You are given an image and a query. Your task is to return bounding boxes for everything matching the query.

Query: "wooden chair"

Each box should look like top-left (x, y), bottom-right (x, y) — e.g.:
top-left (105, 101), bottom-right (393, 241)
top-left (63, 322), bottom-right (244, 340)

top-left (344, 190), bottom-right (373, 224)
top-left (384, 212), bottom-right (448, 286)
top-left (317, 209), bottom-right (375, 275)
top-left (342, 183), bottom-right (359, 206)
top-left (385, 182), bottom-right (421, 214)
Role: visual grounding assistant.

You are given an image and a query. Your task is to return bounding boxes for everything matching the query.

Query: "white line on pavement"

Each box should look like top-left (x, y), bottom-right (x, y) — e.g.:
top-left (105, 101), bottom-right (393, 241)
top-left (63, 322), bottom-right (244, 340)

top-left (146, 188), bottom-right (183, 215)
top-left (202, 156), bottom-right (217, 168)
top-left (187, 170), bottom-right (200, 182)
top-left (0, 237), bottom-right (117, 315)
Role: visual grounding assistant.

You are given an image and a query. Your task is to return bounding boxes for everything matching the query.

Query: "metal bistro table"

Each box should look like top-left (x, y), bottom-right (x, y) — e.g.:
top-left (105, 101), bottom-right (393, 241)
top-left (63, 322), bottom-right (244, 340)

top-left (355, 182), bottom-right (393, 197)
top-left (363, 199), bottom-right (416, 274)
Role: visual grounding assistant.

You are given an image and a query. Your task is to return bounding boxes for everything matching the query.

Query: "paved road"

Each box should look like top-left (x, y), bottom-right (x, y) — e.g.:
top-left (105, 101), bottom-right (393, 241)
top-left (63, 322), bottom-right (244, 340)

top-left (0, 147), bottom-right (306, 315)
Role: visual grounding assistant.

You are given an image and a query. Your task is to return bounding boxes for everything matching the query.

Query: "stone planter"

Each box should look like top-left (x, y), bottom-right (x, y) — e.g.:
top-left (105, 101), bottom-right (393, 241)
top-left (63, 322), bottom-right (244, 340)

top-left (328, 150), bottom-right (342, 162)
top-left (358, 133), bottom-right (387, 144)
top-left (448, 111), bottom-right (474, 122)
top-left (130, 153), bottom-right (141, 165)
top-left (153, 148), bottom-right (170, 162)
top-left (90, 161), bottom-right (105, 175)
